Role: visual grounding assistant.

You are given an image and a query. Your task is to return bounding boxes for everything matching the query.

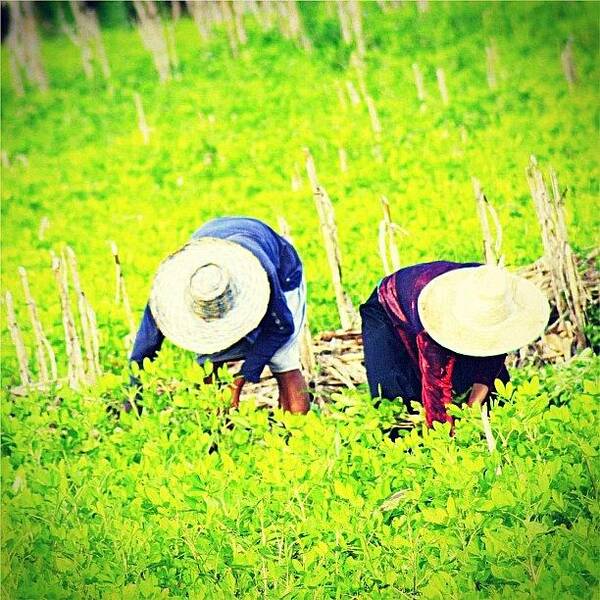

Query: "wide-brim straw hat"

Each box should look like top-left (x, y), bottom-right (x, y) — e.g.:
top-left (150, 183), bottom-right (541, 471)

top-left (149, 238), bottom-right (270, 354)
top-left (417, 265), bottom-right (550, 357)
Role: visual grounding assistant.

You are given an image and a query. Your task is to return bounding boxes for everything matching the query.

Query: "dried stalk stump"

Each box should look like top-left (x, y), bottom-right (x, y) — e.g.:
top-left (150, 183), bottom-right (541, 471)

top-left (277, 216), bottom-right (317, 382)
top-left (561, 36), bottom-right (577, 90)
top-left (525, 156), bottom-right (588, 355)
top-left (338, 147), bottom-right (348, 173)
top-left (337, 0), bottom-right (353, 45)
top-left (18, 266), bottom-right (57, 383)
top-left (5, 291), bottom-right (31, 387)
top-left (60, 1), bottom-right (111, 82)
top-left (186, 0), bottom-right (210, 40)
top-left (365, 95), bottom-right (383, 162)
top-left (110, 241), bottom-right (137, 347)
top-left (378, 195), bottom-right (404, 275)
top-left (347, 0), bottom-right (366, 57)
top-left (345, 80), bottom-right (361, 106)
top-left (50, 254), bottom-right (84, 388)
top-left (220, 0), bottom-right (239, 58)
top-left (472, 177), bottom-right (503, 266)
top-left (6, 0), bottom-right (49, 94)
top-left (133, 0), bottom-right (174, 82)
top-left (304, 148), bottom-right (359, 330)
top-left (66, 247), bottom-right (101, 380)
top-left (134, 93), bottom-right (151, 145)
top-left (436, 67), bottom-right (449, 106)
top-left (412, 63), bottom-right (426, 103)
top-left (38, 216), bottom-right (50, 241)
top-left (486, 42), bottom-right (498, 90)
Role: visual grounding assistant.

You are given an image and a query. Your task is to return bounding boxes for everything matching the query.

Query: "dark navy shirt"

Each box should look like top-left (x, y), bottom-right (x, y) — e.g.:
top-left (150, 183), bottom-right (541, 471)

top-left (130, 217), bottom-right (303, 383)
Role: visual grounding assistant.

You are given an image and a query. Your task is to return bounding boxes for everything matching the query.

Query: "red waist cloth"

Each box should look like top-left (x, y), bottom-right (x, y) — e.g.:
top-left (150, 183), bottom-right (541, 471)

top-left (377, 262), bottom-right (507, 427)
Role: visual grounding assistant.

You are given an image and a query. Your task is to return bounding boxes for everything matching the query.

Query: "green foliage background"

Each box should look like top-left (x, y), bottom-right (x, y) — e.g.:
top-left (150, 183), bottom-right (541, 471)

top-left (1, 1), bottom-right (599, 598)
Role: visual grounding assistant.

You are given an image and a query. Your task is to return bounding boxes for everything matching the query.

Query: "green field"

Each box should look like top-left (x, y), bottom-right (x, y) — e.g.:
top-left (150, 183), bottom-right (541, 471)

top-left (1, 2), bottom-right (599, 598)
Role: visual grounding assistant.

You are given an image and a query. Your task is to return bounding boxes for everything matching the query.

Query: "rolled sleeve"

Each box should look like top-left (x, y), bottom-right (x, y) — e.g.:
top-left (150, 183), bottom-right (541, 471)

top-left (416, 331), bottom-right (456, 428)
top-left (240, 297), bottom-right (295, 382)
top-left (130, 304), bottom-right (165, 368)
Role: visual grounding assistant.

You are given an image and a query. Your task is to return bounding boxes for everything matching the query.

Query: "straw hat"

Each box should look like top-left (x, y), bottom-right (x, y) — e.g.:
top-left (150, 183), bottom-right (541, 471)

top-left (149, 238), bottom-right (270, 354)
top-left (417, 265), bottom-right (550, 356)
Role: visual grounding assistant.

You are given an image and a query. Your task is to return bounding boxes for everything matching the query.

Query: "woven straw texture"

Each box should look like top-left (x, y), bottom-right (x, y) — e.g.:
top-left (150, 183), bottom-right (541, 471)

top-left (150, 238), bottom-right (270, 354)
top-left (418, 266), bottom-right (550, 357)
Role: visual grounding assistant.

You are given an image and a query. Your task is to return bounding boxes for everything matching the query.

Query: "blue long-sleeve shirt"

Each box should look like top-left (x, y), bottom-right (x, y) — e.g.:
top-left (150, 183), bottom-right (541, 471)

top-left (130, 217), bottom-right (303, 382)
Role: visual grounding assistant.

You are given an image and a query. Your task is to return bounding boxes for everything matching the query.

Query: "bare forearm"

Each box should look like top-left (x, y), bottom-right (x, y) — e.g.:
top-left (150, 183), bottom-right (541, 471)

top-left (274, 369), bottom-right (310, 414)
top-left (230, 375), bottom-right (245, 408)
top-left (467, 383), bottom-right (489, 407)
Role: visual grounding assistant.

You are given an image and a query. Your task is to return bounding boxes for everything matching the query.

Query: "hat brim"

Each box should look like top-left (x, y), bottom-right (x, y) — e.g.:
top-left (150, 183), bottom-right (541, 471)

top-left (417, 267), bottom-right (550, 357)
top-left (149, 238), bottom-right (270, 354)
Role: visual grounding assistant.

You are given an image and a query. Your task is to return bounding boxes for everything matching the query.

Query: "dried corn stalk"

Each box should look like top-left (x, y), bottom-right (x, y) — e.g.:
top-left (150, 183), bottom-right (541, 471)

top-left (60, 1), bottom-right (111, 82)
top-left (186, 0), bottom-right (211, 40)
top-left (304, 148), bottom-right (359, 330)
top-left (345, 80), bottom-right (361, 106)
top-left (165, 22), bottom-right (181, 79)
top-left (526, 156), bottom-right (587, 351)
top-left (472, 177), bottom-right (503, 266)
top-left (276, 1), bottom-right (311, 51)
top-left (335, 81), bottom-right (348, 110)
top-left (5, 291), bottom-right (31, 386)
top-left (350, 52), bottom-right (368, 99)
top-left (338, 147), bottom-right (348, 173)
top-left (337, 0), bottom-right (353, 44)
top-left (412, 63), bottom-right (426, 102)
top-left (277, 216), bottom-right (317, 380)
top-left (110, 241), bottom-right (137, 348)
top-left (231, 1), bottom-right (248, 45)
top-left (378, 196), bottom-right (404, 275)
top-left (66, 247), bottom-right (101, 380)
top-left (436, 67), bottom-right (449, 106)
top-left (18, 267), bottom-right (57, 383)
top-left (133, 0), bottom-right (174, 82)
top-left (291, 163), bottom-right (302, 192)
top-left (485, 41), bottom-right (498, 90)
top-left (561, 36), bottom-right (577, 90)
top-left (365, 95), bottom-right (383, 162)
top-left (347, 0), bottom-right (366, 57)
top-left (219, 0), bottom-right (239, 57)
top-left (6, 1), bottom-right (49, 95)
top-left (512, 250), bottom-right (597, 366)
top-left (134, 93), bottom-right (151, 145)
top-left (38, 217), bottom-right (50, 241)
top-left (52, 253), bottom-right (86, 388)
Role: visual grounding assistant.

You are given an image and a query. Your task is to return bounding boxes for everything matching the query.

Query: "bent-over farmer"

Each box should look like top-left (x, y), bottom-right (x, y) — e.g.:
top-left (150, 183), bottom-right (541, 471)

top-left (129, 217), bottom-right (310, 414)
top-left (360, 261), bottom-right (549, 428)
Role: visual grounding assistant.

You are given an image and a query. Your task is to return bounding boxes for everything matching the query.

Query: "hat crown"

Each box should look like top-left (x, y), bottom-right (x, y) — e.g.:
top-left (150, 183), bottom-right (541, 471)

top-left (190, 263), bottom-right (227, 300)
top-left (189, 263), bottom-right (236, 320)
top-left (459, 266), bottom-right (516, 327)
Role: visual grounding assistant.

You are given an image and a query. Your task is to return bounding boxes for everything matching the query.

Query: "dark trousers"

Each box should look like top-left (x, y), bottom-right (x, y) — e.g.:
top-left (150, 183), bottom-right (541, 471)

top-left (360, 288), bottom-right (422, 408)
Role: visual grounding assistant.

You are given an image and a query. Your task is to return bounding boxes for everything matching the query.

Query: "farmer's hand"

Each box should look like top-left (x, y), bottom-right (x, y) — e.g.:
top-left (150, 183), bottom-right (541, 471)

top-left (467, 383), bottom-right (490, 408)
top-left (119, 375), bottom-right (143, 416)
top-left (230, 375), bottom-right (246, 409)
top-left (274, 369), bottom-right (310, 414)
